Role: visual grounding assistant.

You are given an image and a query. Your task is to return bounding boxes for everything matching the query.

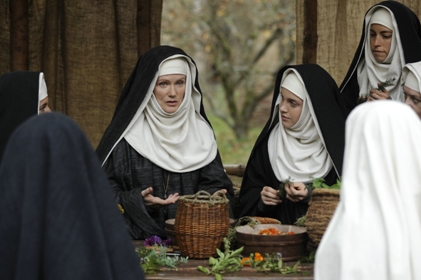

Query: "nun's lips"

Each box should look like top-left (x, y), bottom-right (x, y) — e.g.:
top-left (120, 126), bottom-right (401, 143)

top-left (281, 114), bottom-right (289, 121)
top-left (166, 100), bottom-right (178, 106)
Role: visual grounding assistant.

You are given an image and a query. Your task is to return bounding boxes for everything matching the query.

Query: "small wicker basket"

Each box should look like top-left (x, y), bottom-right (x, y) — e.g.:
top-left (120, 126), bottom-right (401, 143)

top-left (174, 190), bottom-right (230, 259)
top-left (305, 188), bottom-right (340, 248)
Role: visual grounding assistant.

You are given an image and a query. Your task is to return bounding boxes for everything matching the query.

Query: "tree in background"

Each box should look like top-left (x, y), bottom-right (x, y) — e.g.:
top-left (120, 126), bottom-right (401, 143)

top-left (162, 0), bottom-right (295, 139)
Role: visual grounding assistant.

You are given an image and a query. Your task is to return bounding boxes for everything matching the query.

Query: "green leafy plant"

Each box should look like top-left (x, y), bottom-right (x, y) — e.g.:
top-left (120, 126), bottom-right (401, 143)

top-left (357, 77), bottom-right (396, 104)
top-left (197, 237), bottom-right (243, 280)
top-left (311, 177), bottom-right (341, 190)
top-left (136, 245), bottom-right (188, 274)
top-left (277, 176), bottom-right (294, 197)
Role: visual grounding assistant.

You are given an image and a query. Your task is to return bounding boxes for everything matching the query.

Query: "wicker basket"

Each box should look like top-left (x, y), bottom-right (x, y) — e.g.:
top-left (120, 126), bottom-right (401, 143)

top-left (305, 188), bottom-right (340, 248)
top-left (174, 190), bottom-right (230, 259)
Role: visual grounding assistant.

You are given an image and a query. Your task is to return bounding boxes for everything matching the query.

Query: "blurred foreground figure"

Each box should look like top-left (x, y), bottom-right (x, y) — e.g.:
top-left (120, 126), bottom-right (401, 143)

top-left (315, 101), bottom-right (421, 280)
top-left (0, 113), bottom-right (144, 280)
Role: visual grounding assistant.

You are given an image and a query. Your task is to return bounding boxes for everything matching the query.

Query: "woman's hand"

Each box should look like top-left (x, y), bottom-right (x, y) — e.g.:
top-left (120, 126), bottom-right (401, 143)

top-left (284, 182), bottom-right (308, 202)
top-left (260, 186), bottom-right (282, 206)
top-left (141, 187), bottom-right (179, 208)
top-left (368, 84), bottom-right (391, 101)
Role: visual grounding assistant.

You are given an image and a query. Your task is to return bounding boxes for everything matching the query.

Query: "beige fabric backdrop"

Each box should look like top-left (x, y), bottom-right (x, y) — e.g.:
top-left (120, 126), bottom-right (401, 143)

top-left (296, 0), bottom-right (421, 85)
top-left (0, 0), bottom-right (162, 147)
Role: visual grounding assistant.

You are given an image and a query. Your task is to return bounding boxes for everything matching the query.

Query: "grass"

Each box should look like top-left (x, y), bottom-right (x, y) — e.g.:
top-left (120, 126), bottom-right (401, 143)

top-left (207, 114), bottom-right (264, 165)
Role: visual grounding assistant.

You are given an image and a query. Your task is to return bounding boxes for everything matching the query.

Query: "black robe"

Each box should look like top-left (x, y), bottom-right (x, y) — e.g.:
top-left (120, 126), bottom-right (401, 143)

top-left (96, 45), bottom-right (235, 239)
top-left (339, 1), bottom-right (421, 114)
top-left (0, 113), bottom-right (144, 280)
top-left (0, 71), bottom-right (40, 161)
top-left (239, 64), bottom-right (346, 225)
top-left (104, 139), bottom-right (233, 239)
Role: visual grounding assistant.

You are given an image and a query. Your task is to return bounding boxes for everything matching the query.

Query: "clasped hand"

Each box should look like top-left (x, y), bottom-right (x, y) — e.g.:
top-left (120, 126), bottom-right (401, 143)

top-left (367, 83), bottom-right (390, 101)
top-left (261, 182), bottom-right (308, 205)
top-left (141, 187), bottom-right (179, 208)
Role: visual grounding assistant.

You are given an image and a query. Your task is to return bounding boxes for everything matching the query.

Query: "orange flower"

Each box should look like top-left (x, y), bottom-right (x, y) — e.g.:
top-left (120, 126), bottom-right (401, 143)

top-left (241, 252), bottom-right (264, 266)
top-left (254, 252), bottom-right (264, 261)
top-left (241, 257), bottom-right (251, 265)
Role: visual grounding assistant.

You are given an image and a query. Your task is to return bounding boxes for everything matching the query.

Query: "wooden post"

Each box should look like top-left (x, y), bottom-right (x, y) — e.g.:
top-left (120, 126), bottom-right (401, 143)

top-left (137, 0), bottom-right (162, 56)
top-left (302, 0), bottom-right (317, 64)
top-left (10, 0), bottom-right (29, 70)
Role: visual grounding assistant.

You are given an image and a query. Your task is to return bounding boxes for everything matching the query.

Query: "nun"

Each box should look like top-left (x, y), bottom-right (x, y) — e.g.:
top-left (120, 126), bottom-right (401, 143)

top-left (0, 113), bottom-right (145, 280)
top-left (0, 71), bottom-right (51, 160)
top-left (402, 61), bottom-right (421, 119)
top-left (96, 45), bottom-right (234, 240)
top-left (315, 101), bottom-right (421, 280)
top-left (238, 64), bottom-right (346, 225)
top-left (340, 1), bottom-right (421, 112)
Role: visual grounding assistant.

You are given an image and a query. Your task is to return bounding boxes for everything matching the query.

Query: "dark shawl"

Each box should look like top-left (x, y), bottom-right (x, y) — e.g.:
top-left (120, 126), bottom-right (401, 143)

top-left (0, 71), bottom-right (40, 161)
top-left (339, 1), bottom-right (421, 113)
top-left (239, 64), bottom-right (346, 224)
top-left (0, 113), bottom-right (144, 280)
top-left (95, 45), bottom-right (234, 237)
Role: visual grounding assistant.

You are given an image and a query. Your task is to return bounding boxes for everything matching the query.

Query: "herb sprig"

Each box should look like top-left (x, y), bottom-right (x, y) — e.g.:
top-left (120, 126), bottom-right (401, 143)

top-left (357, 77), bottom-right (396, 104)
top-left (197, 238), bottom-right (243, 280)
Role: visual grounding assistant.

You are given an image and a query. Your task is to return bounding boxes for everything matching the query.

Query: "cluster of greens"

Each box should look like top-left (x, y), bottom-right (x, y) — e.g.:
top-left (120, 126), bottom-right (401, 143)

top-left (197, 238), bottom-right (243, 280)
top-left (357, 77), bottom-right (396, 104)
top-left (311, 177), bottom-right (341, 190)
top-left (136, 245), bottom-right (188, 274)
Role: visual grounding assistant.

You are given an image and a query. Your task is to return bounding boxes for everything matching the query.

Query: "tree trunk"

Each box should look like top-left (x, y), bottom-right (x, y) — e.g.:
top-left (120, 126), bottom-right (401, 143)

top-left (10, 0), bottom-right (28, 70)
top-left (302, 0), bottom-right (317, 64)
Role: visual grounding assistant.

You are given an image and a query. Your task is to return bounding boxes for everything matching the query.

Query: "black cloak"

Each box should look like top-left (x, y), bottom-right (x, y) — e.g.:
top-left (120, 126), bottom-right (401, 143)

top-left (339, 1), bottom-right (421, 113)
top-left (96, 45), bottom-right (234, 239)
top-left (239, 64), bottom-right (346, 225)
top-left (0, 71), bottom-right (40, 161)
top-left (0, 113), bottom-right (145, 280)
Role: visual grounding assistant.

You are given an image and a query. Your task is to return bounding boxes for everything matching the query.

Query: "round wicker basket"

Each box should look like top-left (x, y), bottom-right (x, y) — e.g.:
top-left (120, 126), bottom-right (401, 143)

top-left (305, 188), bottom-right (340, 248)
top-left (174, 190), bottom-right (230, 259)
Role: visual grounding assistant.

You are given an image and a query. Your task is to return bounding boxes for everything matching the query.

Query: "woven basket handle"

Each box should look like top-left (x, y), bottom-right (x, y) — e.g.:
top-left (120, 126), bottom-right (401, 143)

top-left (187, 190), bottom-right (229, 204)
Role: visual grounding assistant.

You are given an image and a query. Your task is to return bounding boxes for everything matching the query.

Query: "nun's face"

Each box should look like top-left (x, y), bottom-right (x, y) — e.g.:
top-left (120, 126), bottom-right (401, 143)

top-left (370, 24), bottom-right (392, 63)
top-left (154, 74), bottom-right (186, 113)
top-left (279, 87), bottom-right (303, 128)
top-left (403, 85), bottom-right (421, 119)
top-left (39, 97), bottom-right (51, 114)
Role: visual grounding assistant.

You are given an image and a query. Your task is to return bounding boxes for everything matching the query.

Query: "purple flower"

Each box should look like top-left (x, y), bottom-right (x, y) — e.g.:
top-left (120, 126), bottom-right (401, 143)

top-left (144, 235), bottom-right (171, 247)
top-left (161, 238), bottom-right (172, 246)
top-left (144, 235), bottom-right (163, 246)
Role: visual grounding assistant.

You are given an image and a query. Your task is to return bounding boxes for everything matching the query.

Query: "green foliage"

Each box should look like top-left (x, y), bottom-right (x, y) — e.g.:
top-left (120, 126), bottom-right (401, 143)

top-left (197, 238), bottom-right (244, 279)
top-left (208, 114), bottom-right (262, 164)
top-left (311, 177), bottom-right (341, 190)
top-left (294, 215), bottom-right (306, 227)
top-left (136, 246), bottom-right (188, 274)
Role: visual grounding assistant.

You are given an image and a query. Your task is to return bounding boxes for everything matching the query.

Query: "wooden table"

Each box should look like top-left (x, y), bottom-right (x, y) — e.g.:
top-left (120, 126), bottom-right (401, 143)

top-left (133, 241), bottom-right (314, 280)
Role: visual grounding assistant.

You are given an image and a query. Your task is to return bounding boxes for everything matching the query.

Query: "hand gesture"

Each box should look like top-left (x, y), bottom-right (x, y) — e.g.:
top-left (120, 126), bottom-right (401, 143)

top-left (141, 187), bottom-right (179, 208)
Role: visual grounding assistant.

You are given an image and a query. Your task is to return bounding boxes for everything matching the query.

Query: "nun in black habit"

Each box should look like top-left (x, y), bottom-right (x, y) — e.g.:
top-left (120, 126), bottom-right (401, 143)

top-left (0, 113), bottom-right (144, 280)
top-left (0, 71), bottom-right (51, 161)
top-left (96, 45), bottom-right (234, 240)
top-left (340, 1), bottom-right (421, 113)
top-left (239, 64), bottom-right (346, 225)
